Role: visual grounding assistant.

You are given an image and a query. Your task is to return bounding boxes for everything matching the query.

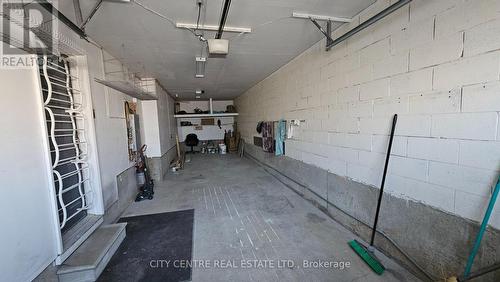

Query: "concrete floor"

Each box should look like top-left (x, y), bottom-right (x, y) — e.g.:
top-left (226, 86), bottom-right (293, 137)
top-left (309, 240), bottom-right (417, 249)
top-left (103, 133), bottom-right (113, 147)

top-left (123, 154), bottom-right (419, 282)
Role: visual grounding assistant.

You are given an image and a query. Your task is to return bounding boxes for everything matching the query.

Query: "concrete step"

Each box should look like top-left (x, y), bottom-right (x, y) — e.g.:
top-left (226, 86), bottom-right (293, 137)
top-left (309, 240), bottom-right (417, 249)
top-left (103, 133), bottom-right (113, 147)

top-left (57, 223), bottom-right (127, 282)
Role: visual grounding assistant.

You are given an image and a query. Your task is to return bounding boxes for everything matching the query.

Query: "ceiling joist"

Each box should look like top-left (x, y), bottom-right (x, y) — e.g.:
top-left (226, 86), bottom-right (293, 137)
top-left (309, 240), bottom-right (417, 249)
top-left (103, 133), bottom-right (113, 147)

top-left (292, 11), bottom-right (352, 51)
top-left (292, 12), bottom-right (352, 23)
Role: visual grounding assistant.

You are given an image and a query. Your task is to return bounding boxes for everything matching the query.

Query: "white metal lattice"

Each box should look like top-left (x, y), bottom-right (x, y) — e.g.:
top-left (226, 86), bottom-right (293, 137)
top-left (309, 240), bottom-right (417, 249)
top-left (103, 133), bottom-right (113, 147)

top-left (41, 55), bottom-right (93, 230)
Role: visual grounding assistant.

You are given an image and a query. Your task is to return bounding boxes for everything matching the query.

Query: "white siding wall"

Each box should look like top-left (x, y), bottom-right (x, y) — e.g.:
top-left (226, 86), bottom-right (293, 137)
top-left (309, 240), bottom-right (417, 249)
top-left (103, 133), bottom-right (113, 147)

top-left (90, 49), bottom-right (134, 210)
top-left (0, 55), bottom-right (59, 282)
top-left (235, 0), bottom-right (500, 229)
top-left (157, 83), bottom-right (178, 156)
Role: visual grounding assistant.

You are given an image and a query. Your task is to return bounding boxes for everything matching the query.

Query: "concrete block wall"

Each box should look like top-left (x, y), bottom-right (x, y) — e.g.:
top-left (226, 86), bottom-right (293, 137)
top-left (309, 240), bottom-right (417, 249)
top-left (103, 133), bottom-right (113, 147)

top-left (235, 0), bottom-right (500, 230)
top-left (244, 143), bottom-right (500, 280)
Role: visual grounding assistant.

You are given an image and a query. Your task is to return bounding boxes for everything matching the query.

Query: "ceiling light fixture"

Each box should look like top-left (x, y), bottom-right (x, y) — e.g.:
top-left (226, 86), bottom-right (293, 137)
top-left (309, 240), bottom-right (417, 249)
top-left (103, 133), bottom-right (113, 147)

top-left (176, 23), bottom-right (251, 33)
top-left (207, 39), bottom-right (229, 56)
top-left (195, 56), bottom-right (206, 78)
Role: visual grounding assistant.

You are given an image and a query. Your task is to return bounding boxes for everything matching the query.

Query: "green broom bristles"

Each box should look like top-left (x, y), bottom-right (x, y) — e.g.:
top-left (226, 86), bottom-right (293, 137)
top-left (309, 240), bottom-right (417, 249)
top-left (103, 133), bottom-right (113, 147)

top-left (348, 240), bottom-right (385, 275)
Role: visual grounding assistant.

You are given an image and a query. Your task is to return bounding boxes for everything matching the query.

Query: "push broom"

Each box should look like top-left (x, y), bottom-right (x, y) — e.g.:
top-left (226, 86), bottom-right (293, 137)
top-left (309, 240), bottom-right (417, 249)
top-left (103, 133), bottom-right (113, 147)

top-left (445, 174), bottom-right (500, 282)
top-left (348, 114), bottom-right (398, 275)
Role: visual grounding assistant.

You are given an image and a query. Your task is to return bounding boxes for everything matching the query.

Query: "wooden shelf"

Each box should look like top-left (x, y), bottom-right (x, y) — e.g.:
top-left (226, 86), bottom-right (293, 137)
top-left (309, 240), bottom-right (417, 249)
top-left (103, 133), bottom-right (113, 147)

top-left (174, 113), bottom-right (239, 118)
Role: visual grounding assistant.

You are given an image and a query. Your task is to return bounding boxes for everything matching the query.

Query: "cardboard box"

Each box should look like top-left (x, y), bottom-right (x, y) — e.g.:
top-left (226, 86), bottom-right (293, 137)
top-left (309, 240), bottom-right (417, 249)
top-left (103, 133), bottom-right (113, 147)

top-left (201, 118), bottom-right (215, 125)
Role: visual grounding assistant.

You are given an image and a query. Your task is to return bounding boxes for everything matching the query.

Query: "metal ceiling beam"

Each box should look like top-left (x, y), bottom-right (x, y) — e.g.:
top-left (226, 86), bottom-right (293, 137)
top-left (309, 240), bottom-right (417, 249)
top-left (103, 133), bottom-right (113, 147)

top-left (215, 0), bottom-right (232, 39)
top-left (326, 20), bottom-right (333, 50)
top-left (326, 0), bottom-right (412, 49)
top-left (73, 0), bottom-right (84, 26)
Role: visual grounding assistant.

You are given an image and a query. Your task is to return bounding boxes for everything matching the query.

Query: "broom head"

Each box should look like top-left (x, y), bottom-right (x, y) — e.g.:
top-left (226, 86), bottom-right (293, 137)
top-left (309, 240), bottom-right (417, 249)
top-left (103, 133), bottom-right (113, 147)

top-left (348, 240), bottom-right (385, 275)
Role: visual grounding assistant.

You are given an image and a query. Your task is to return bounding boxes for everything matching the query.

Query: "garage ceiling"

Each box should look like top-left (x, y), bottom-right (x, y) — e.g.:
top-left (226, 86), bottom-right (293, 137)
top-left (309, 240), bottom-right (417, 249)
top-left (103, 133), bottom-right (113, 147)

top-left (65, 0), bottom-right (376, 99)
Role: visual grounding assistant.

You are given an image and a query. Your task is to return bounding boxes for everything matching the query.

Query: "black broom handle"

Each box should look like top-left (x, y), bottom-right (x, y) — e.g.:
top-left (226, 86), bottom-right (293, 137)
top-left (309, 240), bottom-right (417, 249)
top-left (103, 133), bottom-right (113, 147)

top-left (370, 114), bottom-right (398, 247)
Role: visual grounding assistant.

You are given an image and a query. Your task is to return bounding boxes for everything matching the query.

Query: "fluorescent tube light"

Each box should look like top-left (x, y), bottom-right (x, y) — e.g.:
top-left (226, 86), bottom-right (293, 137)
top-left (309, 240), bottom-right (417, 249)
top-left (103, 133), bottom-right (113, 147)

top-left (176, 23), bottom-right (251, 33)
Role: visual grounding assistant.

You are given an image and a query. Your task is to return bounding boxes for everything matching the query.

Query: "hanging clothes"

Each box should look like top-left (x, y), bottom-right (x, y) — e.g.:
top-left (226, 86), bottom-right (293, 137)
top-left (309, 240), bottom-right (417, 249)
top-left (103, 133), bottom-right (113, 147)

top-left (287, 120), bottom-right (300, 139)
top-left (275, 119), bottom-right (286, 156)
top-left (261, 121), bottom-right (274, 153)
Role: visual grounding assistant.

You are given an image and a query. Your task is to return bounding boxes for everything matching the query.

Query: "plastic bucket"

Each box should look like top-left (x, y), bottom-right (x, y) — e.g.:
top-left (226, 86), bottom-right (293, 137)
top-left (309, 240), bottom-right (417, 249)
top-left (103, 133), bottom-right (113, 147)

top-left (219, 144), bottom-right (227, 154)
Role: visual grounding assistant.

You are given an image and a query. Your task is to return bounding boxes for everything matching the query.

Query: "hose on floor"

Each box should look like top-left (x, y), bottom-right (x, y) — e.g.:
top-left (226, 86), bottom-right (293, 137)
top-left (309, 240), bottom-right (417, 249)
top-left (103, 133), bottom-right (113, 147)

top-left (246, 154), bottom-right (436, 282)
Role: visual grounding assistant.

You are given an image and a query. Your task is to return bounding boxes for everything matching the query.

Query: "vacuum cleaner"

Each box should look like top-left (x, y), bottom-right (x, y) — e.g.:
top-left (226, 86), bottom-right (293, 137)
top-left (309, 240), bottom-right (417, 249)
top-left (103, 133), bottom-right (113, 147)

top-left (135, 145), bottom-right (154, 202)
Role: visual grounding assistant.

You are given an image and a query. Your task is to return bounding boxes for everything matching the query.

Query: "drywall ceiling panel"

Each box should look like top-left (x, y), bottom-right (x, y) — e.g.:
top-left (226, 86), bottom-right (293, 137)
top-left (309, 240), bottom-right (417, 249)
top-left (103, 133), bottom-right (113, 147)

top-left (82, 0), bottom-right (376, 99)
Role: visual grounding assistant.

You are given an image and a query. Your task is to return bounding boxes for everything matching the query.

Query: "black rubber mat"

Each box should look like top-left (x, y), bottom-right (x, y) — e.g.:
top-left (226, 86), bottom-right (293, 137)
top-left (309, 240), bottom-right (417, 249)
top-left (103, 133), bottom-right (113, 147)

top-left (99, 209), bottom-right (194, 282)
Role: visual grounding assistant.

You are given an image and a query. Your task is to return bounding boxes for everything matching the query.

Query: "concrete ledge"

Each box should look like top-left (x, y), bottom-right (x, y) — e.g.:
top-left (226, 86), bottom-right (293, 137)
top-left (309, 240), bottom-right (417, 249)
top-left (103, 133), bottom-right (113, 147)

top-left (244, 143), bottom-right (500, 281)
top-left (147, 146), bottom-right (177, 182)
top-left (104, 166), bottom-right (138, 224)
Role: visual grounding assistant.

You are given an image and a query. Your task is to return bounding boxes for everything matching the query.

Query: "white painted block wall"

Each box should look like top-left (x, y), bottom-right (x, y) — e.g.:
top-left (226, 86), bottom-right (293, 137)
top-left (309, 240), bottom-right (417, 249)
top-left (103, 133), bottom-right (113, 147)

top-left (139, 82), bottom-right (178, 158)
top-left (235, 0), bottom-right (500, 229)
